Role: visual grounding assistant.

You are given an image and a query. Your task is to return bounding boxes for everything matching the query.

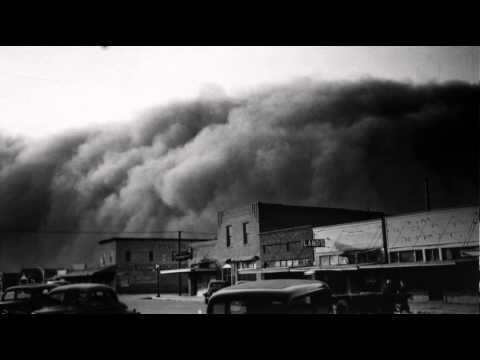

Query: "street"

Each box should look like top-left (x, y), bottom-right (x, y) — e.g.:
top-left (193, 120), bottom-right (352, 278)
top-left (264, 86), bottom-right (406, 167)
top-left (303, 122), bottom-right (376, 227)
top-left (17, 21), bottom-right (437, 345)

top-left (119, 294), bottom-right (479, 314)
top-left (120, 294), bottom-right (207, 314)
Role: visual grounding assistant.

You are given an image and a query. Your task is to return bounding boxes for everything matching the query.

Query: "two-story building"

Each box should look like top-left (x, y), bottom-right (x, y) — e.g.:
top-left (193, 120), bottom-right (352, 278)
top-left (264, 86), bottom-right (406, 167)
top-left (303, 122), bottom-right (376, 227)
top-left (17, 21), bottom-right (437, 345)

top-left (94, 236), bottom-right (215, 294)
top-left (213, 201), bottom-right (384, 284)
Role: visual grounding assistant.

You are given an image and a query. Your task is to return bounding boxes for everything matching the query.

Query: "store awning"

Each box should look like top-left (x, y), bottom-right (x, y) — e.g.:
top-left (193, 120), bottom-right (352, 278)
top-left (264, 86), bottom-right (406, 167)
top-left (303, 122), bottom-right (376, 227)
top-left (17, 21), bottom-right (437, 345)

top-left (159, 268), bottom-right (217, 275)
top-left (160, 268), bottom-right (191, 275)
top-left (461, 250), bottom-right (479, 258)
top-left (54, 265), bottom-right (116, 279)
top-left (227, 255), bottom-right (260, 263)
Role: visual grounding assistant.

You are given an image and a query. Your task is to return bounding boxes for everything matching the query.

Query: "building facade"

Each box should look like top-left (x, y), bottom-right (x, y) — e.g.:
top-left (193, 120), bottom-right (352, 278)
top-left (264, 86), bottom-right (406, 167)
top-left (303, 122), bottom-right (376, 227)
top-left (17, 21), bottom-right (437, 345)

top-left (95, 237), bottom-right (212, 294)
top-left (213, 202), bottom-right (384, 284)
top-left (312, 219), bottom-right (386, 267)
top-left (383, 206), bottom-right (479, 298)
top-left (245, 205), bottom-right (479, 300)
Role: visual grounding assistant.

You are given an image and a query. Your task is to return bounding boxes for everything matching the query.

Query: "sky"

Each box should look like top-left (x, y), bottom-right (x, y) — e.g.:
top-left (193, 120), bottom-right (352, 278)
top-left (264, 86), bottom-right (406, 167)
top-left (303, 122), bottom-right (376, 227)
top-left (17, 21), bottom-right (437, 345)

top-left (0, 46), bottom-right (478, 139)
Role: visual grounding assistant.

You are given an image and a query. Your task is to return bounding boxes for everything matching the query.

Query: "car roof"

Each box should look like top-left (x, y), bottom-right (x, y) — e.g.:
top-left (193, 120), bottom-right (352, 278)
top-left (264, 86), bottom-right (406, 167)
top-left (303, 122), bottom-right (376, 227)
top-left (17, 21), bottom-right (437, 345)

top-left (49, 283), bottom-right (114, 293)
top-left (210, 279), bottom-right (329, 301)
top-left (5, 283), bottom-right (58, 292)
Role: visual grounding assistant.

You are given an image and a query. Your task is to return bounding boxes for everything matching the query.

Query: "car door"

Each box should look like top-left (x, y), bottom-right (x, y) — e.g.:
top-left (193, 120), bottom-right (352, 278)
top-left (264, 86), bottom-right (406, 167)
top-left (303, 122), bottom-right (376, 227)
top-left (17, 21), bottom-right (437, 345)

top-left (84, 289), bottom-right (121, 313)
top-left (14, 289), bottom-right (33, 313)
top-left (288, 290), bottom-right (332, 314)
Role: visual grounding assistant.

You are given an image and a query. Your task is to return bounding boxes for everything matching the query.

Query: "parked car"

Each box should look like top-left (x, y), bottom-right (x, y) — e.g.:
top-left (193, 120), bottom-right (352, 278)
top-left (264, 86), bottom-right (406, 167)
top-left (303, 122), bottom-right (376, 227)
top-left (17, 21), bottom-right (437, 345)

top-left (206, 279), bottom-right (332, 314)
top-left (32, 283), bottom-right (137, 314)
top-left (204, 280), bottom-right (229, 304)
top-left (0, 283), bottom-right (60, 314)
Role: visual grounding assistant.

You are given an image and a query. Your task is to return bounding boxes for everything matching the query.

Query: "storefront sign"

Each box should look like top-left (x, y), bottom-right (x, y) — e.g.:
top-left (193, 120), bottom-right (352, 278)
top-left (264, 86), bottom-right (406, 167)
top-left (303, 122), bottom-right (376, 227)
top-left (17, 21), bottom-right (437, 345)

top-left (303, 238), bottom-right (326, 247)
top-left (386, 206), bottom-right (479, 250)
top-left (313, 219), bottom-right (383, 255)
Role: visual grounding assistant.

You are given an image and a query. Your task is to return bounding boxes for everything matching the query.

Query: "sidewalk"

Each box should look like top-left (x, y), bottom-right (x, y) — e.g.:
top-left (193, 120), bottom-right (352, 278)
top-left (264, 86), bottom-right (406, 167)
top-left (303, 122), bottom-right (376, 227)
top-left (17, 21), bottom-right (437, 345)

top-left (410, 300), bottom-right (479, 314)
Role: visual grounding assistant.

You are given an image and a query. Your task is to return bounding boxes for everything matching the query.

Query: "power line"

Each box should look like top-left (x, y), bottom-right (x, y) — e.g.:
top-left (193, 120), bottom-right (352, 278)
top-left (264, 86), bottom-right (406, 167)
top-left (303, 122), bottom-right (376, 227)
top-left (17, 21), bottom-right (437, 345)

top-left (0, 229), bottom-right (216, 236)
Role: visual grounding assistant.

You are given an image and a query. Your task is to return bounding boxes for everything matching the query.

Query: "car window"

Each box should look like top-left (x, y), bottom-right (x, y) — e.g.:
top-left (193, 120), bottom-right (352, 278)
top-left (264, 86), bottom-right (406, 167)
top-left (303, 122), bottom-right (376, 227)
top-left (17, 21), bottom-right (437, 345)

top-left (223, 296), bottom-right (287, 314)
top-left (229, 300), bottom-right (247, 314)
top-left (289, 291), bottom-right (331, 314)
top-left (49, 291), bottom-right (66, 304)
top-left (16, 290), bottom-right (31, 300)
top-left (211, 302), bottom-right (226, 314)
top-left (3, 291), bottom-right (15, 301)
top-left (89, 290), bottom-right (116, 306)
top-left (77, 291), bottom-right (90, 306)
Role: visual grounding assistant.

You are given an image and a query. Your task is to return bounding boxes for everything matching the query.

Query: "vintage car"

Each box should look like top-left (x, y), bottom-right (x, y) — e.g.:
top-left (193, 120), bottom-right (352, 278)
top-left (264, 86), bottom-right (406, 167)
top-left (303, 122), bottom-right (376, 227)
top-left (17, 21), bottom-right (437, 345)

top-left (32, 283), bottom-right (137, 314)
top-left (0, 283), bottom-right (60, 314)
top-left (203, 280), bottom-right (229, 304)
top-left (206, 279), bottom-right (333, 314)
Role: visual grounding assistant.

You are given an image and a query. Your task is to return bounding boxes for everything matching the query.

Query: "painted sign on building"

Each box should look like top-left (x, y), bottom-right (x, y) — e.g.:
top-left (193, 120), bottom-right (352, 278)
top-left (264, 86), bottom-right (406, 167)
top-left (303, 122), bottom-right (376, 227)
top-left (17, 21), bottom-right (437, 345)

top-left (313, 219), bottom-right (384, 255)
top-left (386, 206), bottom-right (479, 250)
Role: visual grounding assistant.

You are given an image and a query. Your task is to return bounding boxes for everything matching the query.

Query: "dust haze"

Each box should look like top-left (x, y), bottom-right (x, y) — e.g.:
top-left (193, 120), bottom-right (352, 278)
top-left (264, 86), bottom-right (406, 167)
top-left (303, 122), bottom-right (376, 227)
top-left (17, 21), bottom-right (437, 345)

top-left (0, 78), bottom-right (478, 271)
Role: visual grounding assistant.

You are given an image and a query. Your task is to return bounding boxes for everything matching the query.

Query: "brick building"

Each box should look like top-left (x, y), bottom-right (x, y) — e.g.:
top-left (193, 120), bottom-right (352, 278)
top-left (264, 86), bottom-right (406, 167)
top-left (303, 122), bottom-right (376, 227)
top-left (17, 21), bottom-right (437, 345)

top-left (95, 237), bottom-right (214, 294)
top-left (212, 202), bottom-right (384, 284)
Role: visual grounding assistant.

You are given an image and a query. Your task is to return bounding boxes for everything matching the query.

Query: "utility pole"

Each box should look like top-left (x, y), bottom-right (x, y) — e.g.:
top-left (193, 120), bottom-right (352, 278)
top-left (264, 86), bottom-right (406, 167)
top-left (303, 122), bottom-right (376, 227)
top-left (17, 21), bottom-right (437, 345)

top-left (155, 264), bottom-right (160, 298)
top-left (178, 230), bottom-right (182, 296)
top-left (424, 177), bottom-right (431, 211)
top-left (381, 216), bottom-right (389, 264)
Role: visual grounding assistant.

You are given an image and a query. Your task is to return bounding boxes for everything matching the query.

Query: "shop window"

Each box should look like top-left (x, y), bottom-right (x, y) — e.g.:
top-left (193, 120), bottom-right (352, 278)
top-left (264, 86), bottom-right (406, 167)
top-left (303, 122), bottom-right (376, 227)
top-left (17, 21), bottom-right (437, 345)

top-left (292, 259), bottom-right (299, 267)
top-left (399, 250), bottom-right (415, 263)
top-left (274, 261), bottom-right (281, 267)
top-left (441, 248), bottom-right (461, 260)
top-left (320, 256), bottom-right (330, 267)
top-left (415, 250), bottom-right (423, 262)
top-left (287, 260), bottom-right (293, 267)
top-left (242, 222), bottom-right (249, 244)
top-left (442, 248), bottom-right (452, 260)
top-left (226, 225), bottom-right (232, 247)
top-left (425, 248), bottom-right (440, 262)
top-left (389, 252), bottom-right (399, 263)
top-left (125, 251), bottom-right (131, 262)
top-left (357, 253), bottom-right (367, 264)
top-left (330, 255), bottom-right (339, 266)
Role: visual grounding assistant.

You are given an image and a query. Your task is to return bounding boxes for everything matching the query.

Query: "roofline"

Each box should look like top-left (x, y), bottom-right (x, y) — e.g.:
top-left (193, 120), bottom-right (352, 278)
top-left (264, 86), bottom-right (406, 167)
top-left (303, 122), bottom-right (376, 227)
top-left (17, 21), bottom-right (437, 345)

top-left (385, 205), bottom-right (479, 221)
top-left (218, 201), bottom-right (385, 216)
top-left (259, 224), bottom-right (314, 236)
top-left (312, 217), bottom-right (384, 231)
top-left (98, 237), bottom-right (216, 245)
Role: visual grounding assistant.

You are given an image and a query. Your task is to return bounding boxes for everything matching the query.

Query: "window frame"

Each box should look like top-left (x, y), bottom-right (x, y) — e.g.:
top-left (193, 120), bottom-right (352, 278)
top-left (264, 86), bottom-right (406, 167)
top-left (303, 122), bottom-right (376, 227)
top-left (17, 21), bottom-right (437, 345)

top-left (226, 225), bottom-right (232, 247)
top-left (242, 222), bottom-right (249, 245)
